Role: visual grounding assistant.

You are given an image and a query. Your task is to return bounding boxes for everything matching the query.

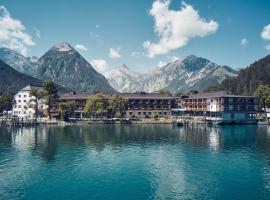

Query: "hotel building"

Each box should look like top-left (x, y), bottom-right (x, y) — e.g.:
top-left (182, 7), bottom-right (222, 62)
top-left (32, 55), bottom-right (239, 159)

top-left (180, 91), bottom-right (258, 123)
top-left (53, 92), bottom-right (182, 118)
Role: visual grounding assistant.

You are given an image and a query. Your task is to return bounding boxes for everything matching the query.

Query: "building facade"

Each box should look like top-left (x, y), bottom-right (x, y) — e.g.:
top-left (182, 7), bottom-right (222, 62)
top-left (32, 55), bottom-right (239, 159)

top-left (181, 91), bottom-right (258, 123)
top-left (52, 91), bottom-right (258, 123)
top-left (12, 85), bottom-right (47, 118)
top-left (53, 92), bottom-right (182, 118)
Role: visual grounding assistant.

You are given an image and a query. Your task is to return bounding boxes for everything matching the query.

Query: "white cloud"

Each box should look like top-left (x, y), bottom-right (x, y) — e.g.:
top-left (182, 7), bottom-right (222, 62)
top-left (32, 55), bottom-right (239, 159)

top-left (91, 59), bottom-right (108, 74)
top-left (90, 32), bottom-right (100, 38)
top-left (90, 32), bottom-right (104, 45)
top-left (0, 6), bottom-right (35, 55)
top-left (157, 56), bottom-right (179, 69)
top-left (261, 24), bottom-right (270, 40)
top-left (75, 44), bottom-right (88, 51)
top-left (34, 28), bottom-right (40, 39)
top-left (241, 38), bottom-right (248, 46)
top-left (157, 61), bottom-right (167, 68)
top-left (95, 24), bottom-right (100, 29)
top-left (131, 51), bottom-right (145, 58)
top-left (143, 1), bottom-right (218, 58)
top-left (265, 44), bottom-right (270, 51)
top-left (168, 55), bottom-right (180, 62)
top-left (109, 48), bottom-right (121, 59)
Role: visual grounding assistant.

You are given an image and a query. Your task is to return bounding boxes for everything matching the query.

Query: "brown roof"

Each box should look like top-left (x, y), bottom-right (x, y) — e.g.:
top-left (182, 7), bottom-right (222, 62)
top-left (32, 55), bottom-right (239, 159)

top-left (59, 92), bottom-right (180, 100)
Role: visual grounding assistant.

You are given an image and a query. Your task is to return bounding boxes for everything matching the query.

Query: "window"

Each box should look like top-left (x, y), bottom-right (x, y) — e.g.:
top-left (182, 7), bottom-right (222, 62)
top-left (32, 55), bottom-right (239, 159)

top-left (24, 100), bottom-right (26, 102)
top-left (18, 100), bottom-right (21, 103)
top-left (24, 95), bottom-right (26, 98)
top-left (138, 112), bottom-right (141, 115)
top-left (18, 105), bottom-right (21, 108)
top-left (18, 95), bottom-right (21, 98)
top-left (129, 112), bottom-right (133, 115)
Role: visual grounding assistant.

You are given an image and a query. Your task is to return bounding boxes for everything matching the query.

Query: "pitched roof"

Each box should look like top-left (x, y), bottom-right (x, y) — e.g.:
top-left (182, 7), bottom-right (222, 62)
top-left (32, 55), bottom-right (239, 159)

top-left (20, 85), bottom-right (43, 91)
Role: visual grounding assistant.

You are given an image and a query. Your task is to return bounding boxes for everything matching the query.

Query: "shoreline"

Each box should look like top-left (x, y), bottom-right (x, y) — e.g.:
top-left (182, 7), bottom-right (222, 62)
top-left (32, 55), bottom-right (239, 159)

top-left (1, 117), bottom-right (267, 128)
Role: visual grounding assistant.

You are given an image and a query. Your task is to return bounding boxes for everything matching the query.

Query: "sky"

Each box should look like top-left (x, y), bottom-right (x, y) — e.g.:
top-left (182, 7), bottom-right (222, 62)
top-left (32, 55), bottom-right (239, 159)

top-left (1, 0), bottom-right (270, 73)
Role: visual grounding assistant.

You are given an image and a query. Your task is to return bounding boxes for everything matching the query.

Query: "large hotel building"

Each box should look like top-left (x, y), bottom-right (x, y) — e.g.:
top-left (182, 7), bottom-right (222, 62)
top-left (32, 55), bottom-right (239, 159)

top-left (51, 91), bottom-right (258, 123)
top-left (52, 92), bottom-right (183, 118)
top-left (180, 91), bottom-right (258, 123)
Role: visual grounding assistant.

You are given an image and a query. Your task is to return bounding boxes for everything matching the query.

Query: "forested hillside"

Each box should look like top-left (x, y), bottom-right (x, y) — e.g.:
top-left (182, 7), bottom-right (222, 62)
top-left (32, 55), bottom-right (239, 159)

top-left (0, 59), bottom-right (69, 95)
top-left (207, 55), bottom-right (270, 95)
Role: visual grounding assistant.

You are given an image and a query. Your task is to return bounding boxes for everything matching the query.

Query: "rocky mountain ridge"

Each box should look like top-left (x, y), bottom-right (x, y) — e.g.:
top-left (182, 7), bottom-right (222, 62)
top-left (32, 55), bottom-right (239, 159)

top-left (106, 55), bottom-right (238, 93)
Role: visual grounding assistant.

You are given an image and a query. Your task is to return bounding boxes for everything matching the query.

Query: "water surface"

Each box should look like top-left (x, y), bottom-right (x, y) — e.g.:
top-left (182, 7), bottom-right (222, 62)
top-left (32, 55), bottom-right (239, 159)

top-left (1, 124), bottom-right (270, 200)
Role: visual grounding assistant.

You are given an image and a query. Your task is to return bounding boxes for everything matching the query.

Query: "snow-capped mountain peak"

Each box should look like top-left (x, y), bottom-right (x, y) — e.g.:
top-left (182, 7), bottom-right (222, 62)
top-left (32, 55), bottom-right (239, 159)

top-left (52, 42), bottom-right (73, 52)
top-left (106, 55), bottom-right (238, 93)
top-left (0, 47), bottom-right (38, 75)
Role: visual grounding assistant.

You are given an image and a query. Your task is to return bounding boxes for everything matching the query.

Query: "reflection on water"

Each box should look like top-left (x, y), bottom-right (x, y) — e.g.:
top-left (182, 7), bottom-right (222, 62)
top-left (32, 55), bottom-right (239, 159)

top-left (1, 124), bottom-right (270, 200)
top-left (1, 125), bottom-right (268, 156)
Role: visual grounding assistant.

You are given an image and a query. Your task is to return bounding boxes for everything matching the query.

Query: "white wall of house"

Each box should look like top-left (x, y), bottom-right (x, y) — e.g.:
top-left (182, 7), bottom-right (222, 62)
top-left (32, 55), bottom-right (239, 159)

top-left (209, 98), bottom-right (219, 112)
top-left (266, 108), bottom-right (270, 118)
top-left (12, 86), bottom-right (47, 119)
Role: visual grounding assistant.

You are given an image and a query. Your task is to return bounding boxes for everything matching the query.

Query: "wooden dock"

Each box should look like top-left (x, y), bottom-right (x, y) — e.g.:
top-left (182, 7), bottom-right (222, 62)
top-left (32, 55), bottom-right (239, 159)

top-left (0, 117), bottom-right (39, 128)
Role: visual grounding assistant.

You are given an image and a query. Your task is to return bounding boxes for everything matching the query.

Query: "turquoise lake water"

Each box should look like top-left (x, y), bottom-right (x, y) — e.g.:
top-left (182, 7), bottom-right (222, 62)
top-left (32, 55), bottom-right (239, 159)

top-left (0, 124), bottom-right (270, 200)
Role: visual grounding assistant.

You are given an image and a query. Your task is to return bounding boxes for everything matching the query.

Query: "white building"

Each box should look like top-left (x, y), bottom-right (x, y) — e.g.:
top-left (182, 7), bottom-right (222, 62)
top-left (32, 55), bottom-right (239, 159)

top-left (265, 108), bottom-right (270, 118)
top-left (12, 85), bottom-right (47, 119)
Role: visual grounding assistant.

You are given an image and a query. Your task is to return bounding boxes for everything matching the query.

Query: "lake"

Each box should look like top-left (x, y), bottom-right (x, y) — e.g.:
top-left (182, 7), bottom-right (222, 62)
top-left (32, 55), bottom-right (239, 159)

top-left (0, 124), bottom-right (270, 200)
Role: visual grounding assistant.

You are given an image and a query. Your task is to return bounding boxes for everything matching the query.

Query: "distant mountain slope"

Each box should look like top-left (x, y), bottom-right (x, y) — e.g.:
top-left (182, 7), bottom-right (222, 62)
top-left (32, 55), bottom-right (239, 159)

top-left (105, 64), bottom-right (145, 92)
top-left (0, 59), bottom-right (70, 95)
top-left (0, 47), bottom-right (38, 75)
top-left (0, 59), bottom-right (43, 95)
top-left (207, 55), bottom-right (270, 95)
top-left (36, 42), bottom-right (115, 93)
top-left (106, 55), bottom-right (238, 93)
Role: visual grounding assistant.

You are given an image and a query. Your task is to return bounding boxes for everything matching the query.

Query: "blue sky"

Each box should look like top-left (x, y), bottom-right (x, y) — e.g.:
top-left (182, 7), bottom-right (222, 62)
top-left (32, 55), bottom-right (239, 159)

top-left (1, 0), bottom-right (270, 73)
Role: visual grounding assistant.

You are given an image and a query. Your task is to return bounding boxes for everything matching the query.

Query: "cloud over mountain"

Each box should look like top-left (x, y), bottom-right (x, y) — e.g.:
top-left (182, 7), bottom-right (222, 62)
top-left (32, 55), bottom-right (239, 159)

top-left (0, 6), bottom-right (34, 55)
top-left (91, 59), bottom-right (109, 74)
top-left (109, 48), bottom-right (121, 59)
top-left (261, 24), bottom-right (270, 40)
top-left (143, 0), bottom-right (218, 58)
top-left (261, 24), bottom-right (270, 50)
top-left (75, 44), bottom-right (88, 51)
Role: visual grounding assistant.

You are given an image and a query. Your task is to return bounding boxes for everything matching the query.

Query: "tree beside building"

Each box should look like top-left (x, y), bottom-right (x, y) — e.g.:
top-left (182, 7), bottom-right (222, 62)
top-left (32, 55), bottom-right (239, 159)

top-left (43, 80), bottom-right (58, 120)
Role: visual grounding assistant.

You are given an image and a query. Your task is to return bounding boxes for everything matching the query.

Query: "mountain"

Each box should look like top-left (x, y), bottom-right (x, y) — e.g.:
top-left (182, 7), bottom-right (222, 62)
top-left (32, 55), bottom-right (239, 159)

top-left (0, 59), bottom-right (43, 94)
top-left (207, 55), bottom-right (270, 95)
top-left (148, 55), bottom-right (238, 92)
top-left (35, 42), bottom-right (115, 93)
top-left (0, 47), bottom-right (37, 75)
top-left (106, 55), bottom-right (238, 93)
top-left (105, 64), bottom-right (145, 92)
top-left (0, 59), bottom-right (70, 95)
